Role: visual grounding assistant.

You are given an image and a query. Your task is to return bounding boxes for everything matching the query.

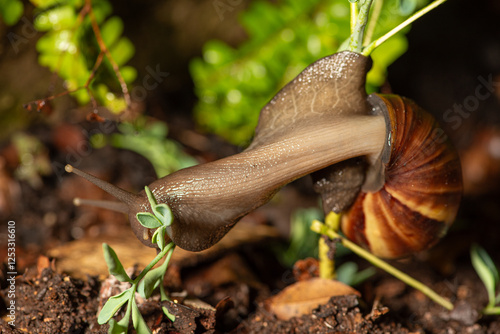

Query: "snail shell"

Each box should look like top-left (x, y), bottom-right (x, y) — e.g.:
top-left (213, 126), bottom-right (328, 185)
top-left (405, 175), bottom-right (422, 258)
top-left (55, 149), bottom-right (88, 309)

top-left (341, 94), bottom-right (463, 259)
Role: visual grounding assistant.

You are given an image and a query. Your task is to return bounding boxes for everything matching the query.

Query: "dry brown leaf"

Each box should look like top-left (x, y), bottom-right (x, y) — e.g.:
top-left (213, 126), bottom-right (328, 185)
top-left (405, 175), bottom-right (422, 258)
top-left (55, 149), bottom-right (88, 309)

top-left (266, 277), bottom-right (361, 320)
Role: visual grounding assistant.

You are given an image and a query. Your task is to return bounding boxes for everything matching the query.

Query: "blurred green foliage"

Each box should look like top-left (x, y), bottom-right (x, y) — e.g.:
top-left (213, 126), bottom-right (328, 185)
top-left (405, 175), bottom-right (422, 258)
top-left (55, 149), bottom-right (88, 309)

top-left (91, 117), bottom-right (198, 178)
top-left (336, 261), bottom-right (375, 286)
top-left (279, 207), bottom-right (323, 267)
top-left (0, 0), bottom-right (23, 25)
top-left (191, 0), bottom-right (429, 146)
top-left (32, 0), bottom-right (136, 112)
top-left (12, 132), bottom-right (52, 188)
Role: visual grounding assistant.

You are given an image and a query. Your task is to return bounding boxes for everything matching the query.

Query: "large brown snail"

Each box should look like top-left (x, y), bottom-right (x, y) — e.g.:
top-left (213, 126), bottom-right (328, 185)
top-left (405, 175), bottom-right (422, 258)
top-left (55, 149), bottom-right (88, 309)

top-left (66, 50), bottom-right (462, 259)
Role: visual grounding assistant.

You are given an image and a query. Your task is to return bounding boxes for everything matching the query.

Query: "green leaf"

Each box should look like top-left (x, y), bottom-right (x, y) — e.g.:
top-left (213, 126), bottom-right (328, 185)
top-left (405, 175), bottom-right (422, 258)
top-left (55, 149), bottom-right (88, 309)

top-left (144, 186), bottom-right (157, 207)
top-left (471, 244), bottom-right (499, 306)
top-left (152, 226), bottom-right (166, 250)
top-left (120, 65), bottom-right (138, 83)
top-left (399, 0), bottom-right (418, 15)
top-left (0, 0), bottom-right (23, 26)
top-left (98, 288), bottom-right (132, 324)
top-left (154, 203), bottom-right (173, 226)
top-left (109, 118), bottom-right (197, 178)
top-left (34, 5), bottom-right (76, 31)
top-left (137, 265), bottom-right (164, 299)
top-left (101, 16), bottom-right (123, 46)
top-left (102, 243), bottom-right (132, 283)
top-left (108, 318), bottom-right (128, 334)
top-left (110, 37), bottom-right (135, 66)
top-left (337, 262), bottom-right (376, 286)
top-left (136, 212), bottom-right (162, 229)
top-left (29, 0), bottom-right (61, 10)
top-left (131, 298), bottom-right (152, 334)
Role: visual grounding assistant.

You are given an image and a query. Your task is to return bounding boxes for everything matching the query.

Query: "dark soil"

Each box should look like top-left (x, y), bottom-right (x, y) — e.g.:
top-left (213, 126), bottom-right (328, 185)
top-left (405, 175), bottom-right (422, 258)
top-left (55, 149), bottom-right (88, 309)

top-left (4, 247), bottom-right (500, 333)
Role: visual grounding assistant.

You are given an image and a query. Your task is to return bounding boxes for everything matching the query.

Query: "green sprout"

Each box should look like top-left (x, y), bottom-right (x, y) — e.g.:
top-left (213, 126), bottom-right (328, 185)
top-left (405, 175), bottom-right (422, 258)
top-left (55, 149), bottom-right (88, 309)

top-left (98, 186), bottom-right (176, 333)
top-left (470, 244), bottom-right (500, 315)
top-left (136, 186), bottom-right (173, 251)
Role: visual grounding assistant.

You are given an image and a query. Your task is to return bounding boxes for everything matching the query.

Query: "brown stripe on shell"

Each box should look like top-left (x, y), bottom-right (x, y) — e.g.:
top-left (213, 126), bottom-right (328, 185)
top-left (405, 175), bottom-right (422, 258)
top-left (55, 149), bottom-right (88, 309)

top-left (340, 192), bottom-right (369, 249)
top-left (342, 189), bottom-right (447, 258)
top-left (341, 94), bottom-right (462, 259)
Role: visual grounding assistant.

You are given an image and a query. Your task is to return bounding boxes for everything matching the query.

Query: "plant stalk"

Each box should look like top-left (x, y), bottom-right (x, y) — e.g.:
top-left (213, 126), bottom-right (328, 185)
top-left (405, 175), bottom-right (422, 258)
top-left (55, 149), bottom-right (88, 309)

top-left (319, 237), bottom-right (335, 279)
top-left (319, 212), bottom-right (342, 279)
top-left (483, 306), bottom-right (500, 315)
top-left (363, 0), bottom-right (383, 46)
top-left (159, 246), bottom-right (176, 321)
top-left (362, 0), bottom-right (448, 56)
top-left (348, 0), bottom-right (374, 52)
top-left (311, 220), bottom-right (454, 311)
top-left (350, 2), bottom-right (359, 35)
top-left (134, 242), bottom-right (175, 284)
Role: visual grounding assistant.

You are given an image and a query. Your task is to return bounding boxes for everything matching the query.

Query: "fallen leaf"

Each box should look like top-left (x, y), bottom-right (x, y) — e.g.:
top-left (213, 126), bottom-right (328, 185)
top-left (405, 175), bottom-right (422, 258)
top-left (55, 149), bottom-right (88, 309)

top-left (266, 277), bottom-right (361, 320)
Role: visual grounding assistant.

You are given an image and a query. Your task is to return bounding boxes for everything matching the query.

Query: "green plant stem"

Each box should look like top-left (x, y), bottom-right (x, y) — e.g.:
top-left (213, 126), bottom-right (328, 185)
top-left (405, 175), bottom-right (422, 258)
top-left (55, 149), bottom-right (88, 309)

top-left (483, 306), bottom-right (500, 315)
top-left (362, 0), bottom-right (447, 56)
top-left (311, 220), bottom-right (454, 311)
top-left (363, 0), bottom-right (383, 46)
top-left (122, 293), bottom-right (134, 323)
top-left (134, 242), bottom-right (175, 284)
top-left (348, 0), bottom-right (373, 52)
top-left (159, 245), bottom-right (176, 321)
top-left (319, 236), bottom-right (335, 279)
top-left (350, 2), bottom-right (359, 35)
top-left (319, 212), bottom-right (342, 279)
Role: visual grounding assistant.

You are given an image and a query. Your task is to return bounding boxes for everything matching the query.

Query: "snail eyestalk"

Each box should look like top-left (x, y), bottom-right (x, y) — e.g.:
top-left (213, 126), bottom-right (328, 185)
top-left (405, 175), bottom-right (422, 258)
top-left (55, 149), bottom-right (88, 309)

top-left (65, 164), bottom-right (139, 207)
top-left (311, 220), bottom-right (454, 311)
top-left (73, 198), bottom-right (128, 213)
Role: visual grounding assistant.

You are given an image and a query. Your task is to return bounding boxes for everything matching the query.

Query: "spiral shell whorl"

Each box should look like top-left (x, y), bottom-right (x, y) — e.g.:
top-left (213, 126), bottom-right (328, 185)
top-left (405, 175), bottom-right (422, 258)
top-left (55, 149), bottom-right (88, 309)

top-left (341, 94), bottom-right (463, 259)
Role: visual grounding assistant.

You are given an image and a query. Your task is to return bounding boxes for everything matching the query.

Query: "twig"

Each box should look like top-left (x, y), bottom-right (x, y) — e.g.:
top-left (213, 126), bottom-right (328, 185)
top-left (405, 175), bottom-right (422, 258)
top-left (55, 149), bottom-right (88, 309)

top-left (86, 0), bottom-right (131, 108)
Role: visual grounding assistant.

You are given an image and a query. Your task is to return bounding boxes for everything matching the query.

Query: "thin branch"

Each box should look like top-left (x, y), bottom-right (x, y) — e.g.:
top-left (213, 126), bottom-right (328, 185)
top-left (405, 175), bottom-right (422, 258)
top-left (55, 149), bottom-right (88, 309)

top-left (86, 0), bottom-right (131, 108)
top-left (363, 0), bottom-right (448, 56)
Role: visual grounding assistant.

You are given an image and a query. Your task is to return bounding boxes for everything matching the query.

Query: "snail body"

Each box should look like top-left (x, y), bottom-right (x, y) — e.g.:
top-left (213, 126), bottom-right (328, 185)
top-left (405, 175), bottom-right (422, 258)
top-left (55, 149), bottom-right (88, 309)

top-left (67, 51), bottom-right (462, 258)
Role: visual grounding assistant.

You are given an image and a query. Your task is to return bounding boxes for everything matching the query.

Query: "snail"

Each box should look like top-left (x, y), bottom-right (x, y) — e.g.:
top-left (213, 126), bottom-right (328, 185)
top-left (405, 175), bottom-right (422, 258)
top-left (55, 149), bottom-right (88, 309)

top-left (66, 51), bottom-right (462, 259)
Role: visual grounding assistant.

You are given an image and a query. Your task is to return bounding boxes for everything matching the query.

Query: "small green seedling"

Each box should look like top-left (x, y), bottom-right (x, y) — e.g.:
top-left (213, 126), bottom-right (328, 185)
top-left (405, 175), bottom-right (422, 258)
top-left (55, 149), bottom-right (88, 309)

top-left (98, 186), bottom-right (176, 334)
top-left (336, 262), bottom-right (376, 287)
top-left (470, 244), bottom-right (500, 315)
